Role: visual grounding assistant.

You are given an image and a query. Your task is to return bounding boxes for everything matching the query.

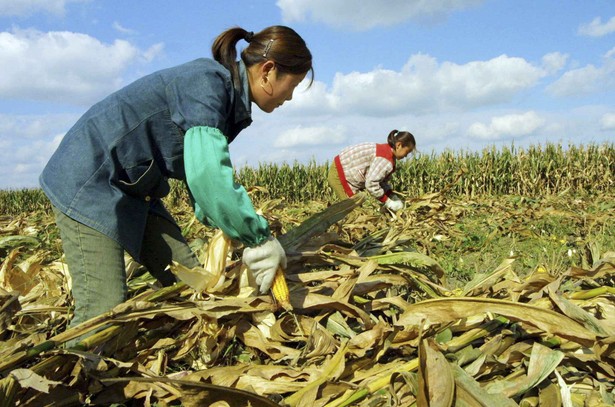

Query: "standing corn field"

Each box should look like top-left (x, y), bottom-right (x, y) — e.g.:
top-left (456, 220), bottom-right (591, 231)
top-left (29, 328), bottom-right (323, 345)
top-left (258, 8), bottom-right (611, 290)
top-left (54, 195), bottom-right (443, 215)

top-left (1, 142), bottom-right (613, 214)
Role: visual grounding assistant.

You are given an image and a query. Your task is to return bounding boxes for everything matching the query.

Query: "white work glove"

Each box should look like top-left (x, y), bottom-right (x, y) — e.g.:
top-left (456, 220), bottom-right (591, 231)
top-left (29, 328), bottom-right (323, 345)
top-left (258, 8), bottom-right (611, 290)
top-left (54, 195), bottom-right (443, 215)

top-left (242, 236), bottom-right (287, 294)
top-left (383, 194), bottom-right (404, 212)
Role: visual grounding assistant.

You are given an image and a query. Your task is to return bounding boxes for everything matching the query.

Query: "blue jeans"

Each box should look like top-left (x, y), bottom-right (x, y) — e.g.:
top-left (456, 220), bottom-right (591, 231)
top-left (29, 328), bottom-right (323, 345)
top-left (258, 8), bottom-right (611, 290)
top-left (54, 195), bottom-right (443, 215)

top-left (52, 206), bottom-right (199, 329)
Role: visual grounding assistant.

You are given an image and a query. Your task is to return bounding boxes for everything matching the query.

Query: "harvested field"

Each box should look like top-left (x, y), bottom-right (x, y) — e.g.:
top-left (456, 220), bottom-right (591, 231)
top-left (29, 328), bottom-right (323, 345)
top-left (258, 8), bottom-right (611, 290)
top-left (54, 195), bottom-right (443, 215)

top-left (1, 143), bottom-right (614, 406)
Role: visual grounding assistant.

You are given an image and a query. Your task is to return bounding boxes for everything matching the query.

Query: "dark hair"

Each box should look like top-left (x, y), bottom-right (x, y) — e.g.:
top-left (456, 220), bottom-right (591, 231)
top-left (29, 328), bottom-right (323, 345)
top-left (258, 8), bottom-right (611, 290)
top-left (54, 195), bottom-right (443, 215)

top-left (211, 26), bottom-right (313, 90)
top-left (387, 129), bottom-right (416, 149)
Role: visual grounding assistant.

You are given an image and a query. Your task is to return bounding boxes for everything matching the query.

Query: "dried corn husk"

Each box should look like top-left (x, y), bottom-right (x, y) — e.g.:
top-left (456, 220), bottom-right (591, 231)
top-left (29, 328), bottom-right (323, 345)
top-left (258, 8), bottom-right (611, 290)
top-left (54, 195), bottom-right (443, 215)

top-left (170, 229), bottom-right (231, 293)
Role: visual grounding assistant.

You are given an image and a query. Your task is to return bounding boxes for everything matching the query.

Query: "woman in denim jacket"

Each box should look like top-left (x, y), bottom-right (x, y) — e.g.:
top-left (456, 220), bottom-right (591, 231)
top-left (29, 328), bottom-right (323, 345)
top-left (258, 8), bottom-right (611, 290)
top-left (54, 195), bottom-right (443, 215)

top-left (39, 26), bottom-right (313, 330)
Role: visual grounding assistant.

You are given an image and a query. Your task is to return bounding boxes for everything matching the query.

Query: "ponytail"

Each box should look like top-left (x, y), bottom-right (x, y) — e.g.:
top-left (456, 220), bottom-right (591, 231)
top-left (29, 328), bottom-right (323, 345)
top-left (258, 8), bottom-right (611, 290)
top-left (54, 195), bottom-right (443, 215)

top-left (212, 25), bottom-right (314, 90)
top-left (211, 27), bottom-right (251, 90)
top-left (387, 129), bottom-right (416, 149)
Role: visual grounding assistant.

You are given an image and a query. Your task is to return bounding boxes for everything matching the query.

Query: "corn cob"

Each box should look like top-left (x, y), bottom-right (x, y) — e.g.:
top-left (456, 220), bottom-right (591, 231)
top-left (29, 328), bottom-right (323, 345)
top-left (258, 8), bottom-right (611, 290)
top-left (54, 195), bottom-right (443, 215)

top-left (271, 266), bottom-right (293, 311)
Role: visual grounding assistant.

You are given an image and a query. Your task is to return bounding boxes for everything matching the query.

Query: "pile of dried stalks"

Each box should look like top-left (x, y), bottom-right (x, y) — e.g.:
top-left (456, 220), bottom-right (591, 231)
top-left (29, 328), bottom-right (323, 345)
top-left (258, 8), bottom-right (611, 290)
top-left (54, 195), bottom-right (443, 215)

top-left (1, 192), bottom-right (614, 406)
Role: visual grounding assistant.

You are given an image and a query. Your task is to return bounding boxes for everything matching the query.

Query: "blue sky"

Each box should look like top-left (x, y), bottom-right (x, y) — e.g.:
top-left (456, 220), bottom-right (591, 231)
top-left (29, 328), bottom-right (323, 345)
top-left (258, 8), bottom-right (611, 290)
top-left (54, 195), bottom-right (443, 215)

top-left (1, 0), bottom-right (614, 189)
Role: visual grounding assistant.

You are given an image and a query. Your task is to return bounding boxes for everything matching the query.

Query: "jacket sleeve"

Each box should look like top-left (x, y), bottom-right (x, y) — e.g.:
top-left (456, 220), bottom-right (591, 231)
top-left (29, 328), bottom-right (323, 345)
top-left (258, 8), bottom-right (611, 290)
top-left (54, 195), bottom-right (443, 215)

top-left (184, 126), bottom-right (270, 247)
top-left (364, 157), bottom-right (394, 202)
top-left (166, 63), bottom-right (233, 131)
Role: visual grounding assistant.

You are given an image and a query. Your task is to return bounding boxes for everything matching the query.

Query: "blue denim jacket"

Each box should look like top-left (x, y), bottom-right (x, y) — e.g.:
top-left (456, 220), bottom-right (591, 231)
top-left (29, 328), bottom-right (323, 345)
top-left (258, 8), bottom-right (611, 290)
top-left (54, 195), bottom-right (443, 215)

top-left (40, 58), bottom-right (252, 261)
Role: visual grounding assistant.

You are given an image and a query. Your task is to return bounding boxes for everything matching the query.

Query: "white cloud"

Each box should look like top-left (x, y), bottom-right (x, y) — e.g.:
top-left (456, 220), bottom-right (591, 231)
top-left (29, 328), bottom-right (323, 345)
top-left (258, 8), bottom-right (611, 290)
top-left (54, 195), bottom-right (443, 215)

top-left (547, 49), bottom-right (615, 97)
top-left (290, 53), bottom-right (547, 117)
top-left (273, 125), bottom-right (347, 148)
top-left (142, 43), bottom-right (165, 63)
top-left (0, 0), bottom-right (86, 17)
top-left (277, 0), bottom-right (484, 30)
top-left (0, 28), bottom-right (163, 105)
top-left (541, 52), bottom-right (568, 75)
top-left (0, 113), bottom-right (76, 189)
top-left (578, 16), bottom-right (615, 37)
top-left (284, 80), bottom-right (339, 114)
top-left (466, 111), bottom-right (545, 141)
top-left (433, 55), bottom-right (545, 104)
top-left (0, 113), bottom-right (76, 139)
top-left (600, 113), bottom-right (615, 130)
top-left (112, 21), bottom-right (137, 36)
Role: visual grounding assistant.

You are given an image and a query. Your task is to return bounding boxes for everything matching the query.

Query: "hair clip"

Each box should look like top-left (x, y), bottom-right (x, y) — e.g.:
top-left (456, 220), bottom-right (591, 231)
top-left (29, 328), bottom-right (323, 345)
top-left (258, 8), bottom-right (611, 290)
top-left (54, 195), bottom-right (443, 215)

top-left (263, 39), bottom-right (274, 58)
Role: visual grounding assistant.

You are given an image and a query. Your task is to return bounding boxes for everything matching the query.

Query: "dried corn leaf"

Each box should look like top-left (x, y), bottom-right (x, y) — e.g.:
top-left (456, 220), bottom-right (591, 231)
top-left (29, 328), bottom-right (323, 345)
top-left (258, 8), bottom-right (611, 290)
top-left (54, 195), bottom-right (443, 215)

top-left (452, 364), bottom-right (519, 407)
top-left (396, 297), bottom-right (596, 346)
top-left (485, 342), bottom-right (564, 398)
top-left (548, 289), bottom-right (614, 337)
top-left (100, 377), bottom-right (280, 407)
top-left (9, 368), bottom-right (60, 393)
top-left (1, 191), bottom-right (614, 406)
top-left (236, 319), bottom-right (301, 361)
top-left (417, 339), bottom-right (454, 407)
top-left (284, 341), bottom-right (348, 407)
top-left (0, 249), bottom-right (41, 295)
top-left (170, 229), bottom-right (231, 293)
top-left (539, 383), bottom-right (563, 407)
top-left (347, 321), bottom-right (391, 358)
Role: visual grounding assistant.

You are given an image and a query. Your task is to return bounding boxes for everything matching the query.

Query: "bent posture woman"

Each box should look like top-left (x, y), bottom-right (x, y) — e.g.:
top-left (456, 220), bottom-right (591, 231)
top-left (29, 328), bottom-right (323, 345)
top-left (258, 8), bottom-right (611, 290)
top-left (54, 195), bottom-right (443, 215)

top-left (40, 25), bottom-right (313, 329)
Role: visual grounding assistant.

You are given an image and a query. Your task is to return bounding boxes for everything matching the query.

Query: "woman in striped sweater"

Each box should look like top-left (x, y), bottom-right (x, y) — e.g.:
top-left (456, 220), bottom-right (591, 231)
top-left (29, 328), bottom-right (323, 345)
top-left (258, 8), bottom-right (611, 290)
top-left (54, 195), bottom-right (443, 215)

top-left (328, 129), bottom-right (416, 212)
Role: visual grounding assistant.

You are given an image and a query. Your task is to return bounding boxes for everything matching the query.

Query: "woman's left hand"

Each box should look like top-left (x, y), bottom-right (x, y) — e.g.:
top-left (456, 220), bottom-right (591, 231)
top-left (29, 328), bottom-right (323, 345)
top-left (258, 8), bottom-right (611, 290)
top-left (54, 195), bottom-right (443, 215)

top-left (242, 236), bottom-right (287, 293)
top-left (384, 195), bottom-right (404, 212)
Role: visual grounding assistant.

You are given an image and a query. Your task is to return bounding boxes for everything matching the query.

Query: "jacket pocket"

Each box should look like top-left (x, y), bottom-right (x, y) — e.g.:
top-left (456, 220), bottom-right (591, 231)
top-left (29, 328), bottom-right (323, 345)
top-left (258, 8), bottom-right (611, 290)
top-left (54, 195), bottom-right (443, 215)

top-left (118, 160), bottom-right (170, 199)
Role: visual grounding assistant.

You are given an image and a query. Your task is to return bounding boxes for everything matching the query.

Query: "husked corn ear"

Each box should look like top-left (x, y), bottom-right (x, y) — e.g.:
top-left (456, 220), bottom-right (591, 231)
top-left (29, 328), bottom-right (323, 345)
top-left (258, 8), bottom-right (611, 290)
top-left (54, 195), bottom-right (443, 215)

top-left (271, 267), bottom-right (293, 311)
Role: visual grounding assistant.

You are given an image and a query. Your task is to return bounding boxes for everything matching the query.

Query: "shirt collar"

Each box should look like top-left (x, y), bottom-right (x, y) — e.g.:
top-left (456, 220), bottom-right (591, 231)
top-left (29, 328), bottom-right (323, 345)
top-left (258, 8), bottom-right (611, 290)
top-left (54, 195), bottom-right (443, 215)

top-left (236, 60), bottom-right (252, 124)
